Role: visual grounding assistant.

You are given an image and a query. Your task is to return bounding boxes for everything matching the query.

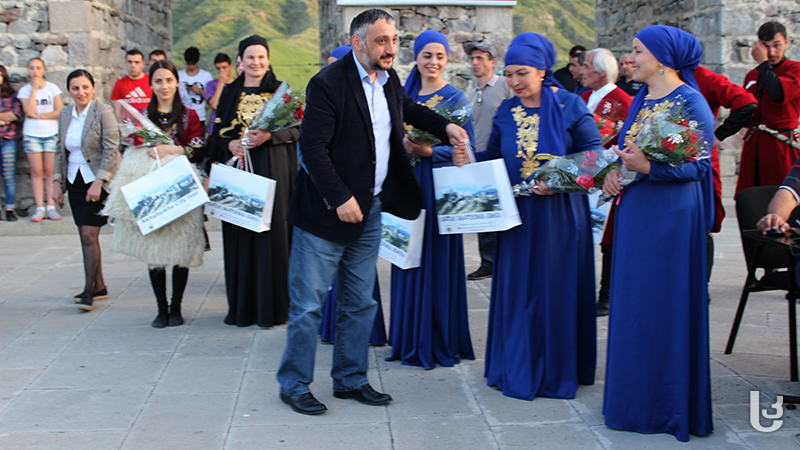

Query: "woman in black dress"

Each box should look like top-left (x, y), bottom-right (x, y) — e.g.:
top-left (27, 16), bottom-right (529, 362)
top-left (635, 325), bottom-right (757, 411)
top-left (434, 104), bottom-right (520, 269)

top-left (53, 70), bottom-right (120, 311)
top-left (211, 35), bottom-right (298, 327)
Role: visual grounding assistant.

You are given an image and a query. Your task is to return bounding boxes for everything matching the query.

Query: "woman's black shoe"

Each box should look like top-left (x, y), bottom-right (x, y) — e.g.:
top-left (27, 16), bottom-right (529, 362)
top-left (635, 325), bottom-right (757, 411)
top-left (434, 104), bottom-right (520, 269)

top-left (76, 293), bottom-right (93, 311)
top-left (5, 210), bottom-right (16, 222)
top-left (151, 313), bottom-right (169, 328)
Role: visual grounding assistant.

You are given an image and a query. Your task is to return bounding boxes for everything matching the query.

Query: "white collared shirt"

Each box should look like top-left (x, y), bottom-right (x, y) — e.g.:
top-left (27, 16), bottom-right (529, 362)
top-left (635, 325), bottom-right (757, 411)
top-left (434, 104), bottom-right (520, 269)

top-left (65, 101), bottom-right (96, 184)
top-left (353, 52), bottom-right (391, 195)
top-left (586, 83), bottom-right (618, 114)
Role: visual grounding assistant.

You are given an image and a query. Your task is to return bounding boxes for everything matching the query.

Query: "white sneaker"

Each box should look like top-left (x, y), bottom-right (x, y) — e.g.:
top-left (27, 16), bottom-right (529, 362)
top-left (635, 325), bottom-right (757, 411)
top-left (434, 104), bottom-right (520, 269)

top-left (46, 209), bottom-right (62, 221)
top-left (31, 209), bottom-right (46, 222)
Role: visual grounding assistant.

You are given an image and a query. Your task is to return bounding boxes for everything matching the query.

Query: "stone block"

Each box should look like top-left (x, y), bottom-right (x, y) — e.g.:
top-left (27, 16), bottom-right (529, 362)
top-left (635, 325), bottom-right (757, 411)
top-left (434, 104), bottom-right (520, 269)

top-left (0, 22), bottom-right (6, 34)
top-left (449, 18), bottom-right (474, 33)
top-left (0, 34), bottom-right (8, 48)
top-left (11, 37), bottom-right (31, 50)
top-left (16, 49), bottom-right (40, 67)
top-left (416, 6), bottom-right (438, 17)
top-left (49, 1), bottom-right (90, 34)
top-left (0, 7), bottom-right (21, 24)
top-left (720, 8), bottom-right (758, 37)
top-left (474, 7), bottom-right (512, 34)
top-left (67, 34), bottom-right (90, 66)
top-left (8, 19), bottom-right (39, 35)
top-left (401, 13), bottom-right (425, 32)
top-left (41, 45), bottom-right (68, 68)
top-left (0, 47), bottom-right (16, 66)
top-left (439, 6), bottom-right (463, 20)
top-left (30, 9), bottom-right (48, 23)
top-left (427, 17), bottom-right (446, 31)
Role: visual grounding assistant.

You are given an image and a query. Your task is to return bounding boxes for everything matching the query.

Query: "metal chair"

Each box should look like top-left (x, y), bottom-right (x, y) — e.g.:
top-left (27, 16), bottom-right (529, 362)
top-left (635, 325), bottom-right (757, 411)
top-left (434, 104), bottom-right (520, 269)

top-left (724, 185), bottom-right (799, 381)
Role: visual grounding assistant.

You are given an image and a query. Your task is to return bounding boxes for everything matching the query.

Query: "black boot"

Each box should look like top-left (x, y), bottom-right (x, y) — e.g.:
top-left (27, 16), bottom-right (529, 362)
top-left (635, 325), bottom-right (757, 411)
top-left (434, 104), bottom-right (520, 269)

top-left (149, 267), bottom-right (169, 328)
top-left (168, 266), bottom-right (189, 327)
top-left (168, 298), bottom-right (184, 327)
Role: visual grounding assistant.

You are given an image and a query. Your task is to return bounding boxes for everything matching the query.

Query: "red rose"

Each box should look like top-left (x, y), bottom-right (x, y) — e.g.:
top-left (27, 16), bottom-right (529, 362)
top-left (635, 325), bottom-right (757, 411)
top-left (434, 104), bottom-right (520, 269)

top-left (689, 133), bottom-right (698, 144)
top-left (283, 93), bottom-right (292, 103)
top-left (679, 119), bottom-right (689, 127)
top-left (593, 114), bottom-right (601, 123)
top-left (662, 137), bottom-right (675, 152)
top-left (600, 127), bottom-right (613, 137)
top-left (293, 107), bottom-right (304, 120)
top-left (603, 119), bottom-right (614, 129)
top-left (576, 173), bottom-right (595, 190)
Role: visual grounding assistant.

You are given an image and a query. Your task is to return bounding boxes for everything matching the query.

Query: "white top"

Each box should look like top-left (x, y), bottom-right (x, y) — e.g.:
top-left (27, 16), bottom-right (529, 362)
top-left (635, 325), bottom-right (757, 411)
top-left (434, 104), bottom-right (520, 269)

top-left (178, 69), bottom-right (214, 122)
top-left (65, 102), bottom-right (95, 184)
top-left (17, 81), bottom-right (61, 137)
top-left (353, 52), bottom-right (391, 196)
top-left (586, 83), bottom-right (617, 114)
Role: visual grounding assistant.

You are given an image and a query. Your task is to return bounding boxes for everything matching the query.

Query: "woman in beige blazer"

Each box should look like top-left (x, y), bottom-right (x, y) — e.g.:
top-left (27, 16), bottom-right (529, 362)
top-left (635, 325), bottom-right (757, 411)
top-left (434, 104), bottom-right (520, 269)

top-left (52, 69), bottom-right (121, 311)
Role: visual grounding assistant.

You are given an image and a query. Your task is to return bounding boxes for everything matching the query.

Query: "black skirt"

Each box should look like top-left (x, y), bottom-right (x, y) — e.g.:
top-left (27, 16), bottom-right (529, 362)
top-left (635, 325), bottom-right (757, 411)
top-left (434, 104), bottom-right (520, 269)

top-left (68, 172), bottom-right (108, 227)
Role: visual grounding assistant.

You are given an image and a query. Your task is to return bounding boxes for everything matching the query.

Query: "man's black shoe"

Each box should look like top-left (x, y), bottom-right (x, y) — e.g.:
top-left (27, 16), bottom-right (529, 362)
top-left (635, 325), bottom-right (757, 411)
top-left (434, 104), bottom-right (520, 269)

top-left (280, 392), bottom-right (327, 415)
top-left (467, 265), bottom-right (492, 280)
top-left (333, 384), bottom-right (392, 405)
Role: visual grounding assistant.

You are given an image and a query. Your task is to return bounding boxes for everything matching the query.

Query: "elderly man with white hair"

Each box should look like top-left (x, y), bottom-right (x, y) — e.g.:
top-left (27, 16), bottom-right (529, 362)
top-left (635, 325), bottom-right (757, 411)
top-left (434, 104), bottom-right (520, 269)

top-left (579, 48), bottom-right (632, 147)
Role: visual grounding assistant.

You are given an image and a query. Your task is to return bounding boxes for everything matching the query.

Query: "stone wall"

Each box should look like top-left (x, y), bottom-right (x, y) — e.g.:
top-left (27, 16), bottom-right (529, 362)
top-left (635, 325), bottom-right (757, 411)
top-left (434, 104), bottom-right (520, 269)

top-left (319, 1), bottom-right (513, 93)
top-left (0, 0), bottom-right (171, 213)
top-left (595, 0), bottom-right (800, 199)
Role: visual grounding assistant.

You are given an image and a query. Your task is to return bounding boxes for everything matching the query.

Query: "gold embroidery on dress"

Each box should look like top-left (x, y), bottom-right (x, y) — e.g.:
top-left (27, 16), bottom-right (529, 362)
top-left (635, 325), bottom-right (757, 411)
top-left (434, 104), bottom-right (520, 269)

top-left (511, 105), bottom-right (555, 180)
top-left (623, 98), bottom-right (676, 144)
top-left (219, 91), bottom-right (274, 139)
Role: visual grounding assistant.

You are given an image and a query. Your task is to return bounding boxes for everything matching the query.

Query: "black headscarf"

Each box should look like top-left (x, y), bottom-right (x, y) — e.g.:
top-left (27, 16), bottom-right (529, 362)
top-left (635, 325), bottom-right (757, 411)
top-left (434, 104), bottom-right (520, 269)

top-left (211, 35), bottom-right (282, 163)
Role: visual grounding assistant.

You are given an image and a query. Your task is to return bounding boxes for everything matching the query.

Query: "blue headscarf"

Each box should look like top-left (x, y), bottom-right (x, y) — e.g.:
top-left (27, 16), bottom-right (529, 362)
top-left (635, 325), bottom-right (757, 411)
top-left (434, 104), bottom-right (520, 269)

top-left (617, 25), bottom-right (703, 148)
top-left (404, 30), bottom-right (450, 98)
top-left (504, 33), bottom-right (568, 159)
top-left (329, 45), bottom-right (351, 60)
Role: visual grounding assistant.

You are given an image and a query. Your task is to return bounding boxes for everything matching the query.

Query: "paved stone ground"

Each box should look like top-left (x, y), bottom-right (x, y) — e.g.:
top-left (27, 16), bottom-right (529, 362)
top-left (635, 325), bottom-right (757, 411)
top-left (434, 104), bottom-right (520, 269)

top-left (0, 215), bottom-right (799, 449)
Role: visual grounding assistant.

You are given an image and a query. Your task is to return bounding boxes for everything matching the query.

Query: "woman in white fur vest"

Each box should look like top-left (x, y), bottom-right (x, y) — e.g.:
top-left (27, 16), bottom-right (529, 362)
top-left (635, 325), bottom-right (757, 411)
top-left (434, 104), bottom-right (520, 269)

top-left (104, 60), bottom-right (206, 328)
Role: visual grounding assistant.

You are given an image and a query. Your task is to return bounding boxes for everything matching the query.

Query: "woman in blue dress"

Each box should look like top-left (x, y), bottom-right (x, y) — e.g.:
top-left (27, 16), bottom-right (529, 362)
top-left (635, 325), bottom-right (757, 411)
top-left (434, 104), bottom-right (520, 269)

top-left (386, 30), bottom-right (475, 369)
top-left (601, 26), bottom-right (715, 441)
top-left (454, 33), bottom-right (599, 399)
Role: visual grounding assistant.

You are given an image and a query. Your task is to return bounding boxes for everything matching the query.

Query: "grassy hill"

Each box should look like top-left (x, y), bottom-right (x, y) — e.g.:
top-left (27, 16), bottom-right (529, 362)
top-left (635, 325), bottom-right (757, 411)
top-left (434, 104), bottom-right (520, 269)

top-left (514, 0), bottom-right (595, 66)
top-left (172, 0), bottom-right (320, 90)
top-left (172, 1), bottom-right (595, 88)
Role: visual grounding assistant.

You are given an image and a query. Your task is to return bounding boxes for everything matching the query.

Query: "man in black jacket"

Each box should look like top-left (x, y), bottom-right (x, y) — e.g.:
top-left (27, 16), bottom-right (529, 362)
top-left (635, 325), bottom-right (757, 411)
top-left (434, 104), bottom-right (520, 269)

top-left (277, 8), bottom-right (469, 415)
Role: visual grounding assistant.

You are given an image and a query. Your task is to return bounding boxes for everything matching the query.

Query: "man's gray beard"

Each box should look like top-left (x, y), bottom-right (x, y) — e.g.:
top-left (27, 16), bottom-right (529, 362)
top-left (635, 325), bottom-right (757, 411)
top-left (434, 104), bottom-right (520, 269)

top-left (365, 53), bottom-right (392, 71)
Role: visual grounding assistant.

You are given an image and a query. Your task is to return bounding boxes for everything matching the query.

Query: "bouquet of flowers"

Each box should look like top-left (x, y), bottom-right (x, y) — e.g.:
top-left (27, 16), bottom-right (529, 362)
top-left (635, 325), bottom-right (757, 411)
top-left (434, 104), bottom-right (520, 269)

top-left (246, 81), bottom-right (305, 134)
top-left (115, 100), bottom-right (174, 148)
top-left (631, 102), bottom-right (709, 166)
top-left (518, 147), bottom-right (619, 195)
top-left (228, 81), bottom-right (305, 167)
top-left (406, 94), bottom-right (470, 146)
top-left (594, 113), bottom-right (625, 146)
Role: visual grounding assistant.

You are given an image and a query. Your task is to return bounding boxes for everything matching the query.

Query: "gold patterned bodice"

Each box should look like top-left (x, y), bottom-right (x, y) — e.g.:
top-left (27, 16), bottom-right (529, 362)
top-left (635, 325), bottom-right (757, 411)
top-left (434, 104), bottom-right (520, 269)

top-left (511, 105), bottom-right (555, 180)
top-left (219, 91), bottom-right (274, 139)
top-left (622, 98), bottom-right (676, 144)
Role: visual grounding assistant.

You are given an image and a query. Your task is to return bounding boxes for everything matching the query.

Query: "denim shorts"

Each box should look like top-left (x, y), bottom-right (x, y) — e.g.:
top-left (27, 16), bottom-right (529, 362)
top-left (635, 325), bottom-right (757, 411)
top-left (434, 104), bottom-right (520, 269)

top-left (23, 135), bottom-right (57, 153)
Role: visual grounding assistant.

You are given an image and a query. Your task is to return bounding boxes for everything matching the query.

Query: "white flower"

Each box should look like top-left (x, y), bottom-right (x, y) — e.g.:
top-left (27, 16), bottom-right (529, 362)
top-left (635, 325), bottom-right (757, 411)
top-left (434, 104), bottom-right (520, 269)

top-left (668, 133), bottom-right (684, 144)
top-left (602, 102), bottom-right (612, 114)
top-left (689, 120), bottom-right (698, 129)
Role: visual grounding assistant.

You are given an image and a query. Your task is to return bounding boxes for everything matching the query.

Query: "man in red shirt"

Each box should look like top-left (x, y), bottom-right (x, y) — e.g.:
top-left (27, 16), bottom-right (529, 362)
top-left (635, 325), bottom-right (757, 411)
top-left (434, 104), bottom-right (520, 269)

top-left (110, 49), bottom-right (151, 115)
top-left (736, 21), bottom-right (800, 196)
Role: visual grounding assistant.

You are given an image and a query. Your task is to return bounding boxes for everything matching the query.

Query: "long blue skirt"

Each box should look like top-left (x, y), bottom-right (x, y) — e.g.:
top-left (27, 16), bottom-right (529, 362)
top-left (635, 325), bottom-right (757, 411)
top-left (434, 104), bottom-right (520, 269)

top-left (387, 158), bottom-right (474, 369)
top-left (485, 193), bottom-right (596, 400)
top-left (603, 177), bottom-right (713, 441)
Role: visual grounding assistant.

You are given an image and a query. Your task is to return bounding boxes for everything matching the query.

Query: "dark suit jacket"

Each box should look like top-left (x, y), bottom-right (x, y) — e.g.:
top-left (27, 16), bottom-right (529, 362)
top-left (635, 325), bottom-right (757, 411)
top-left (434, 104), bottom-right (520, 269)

top-left (287, 52), bottom-right (451, 244)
